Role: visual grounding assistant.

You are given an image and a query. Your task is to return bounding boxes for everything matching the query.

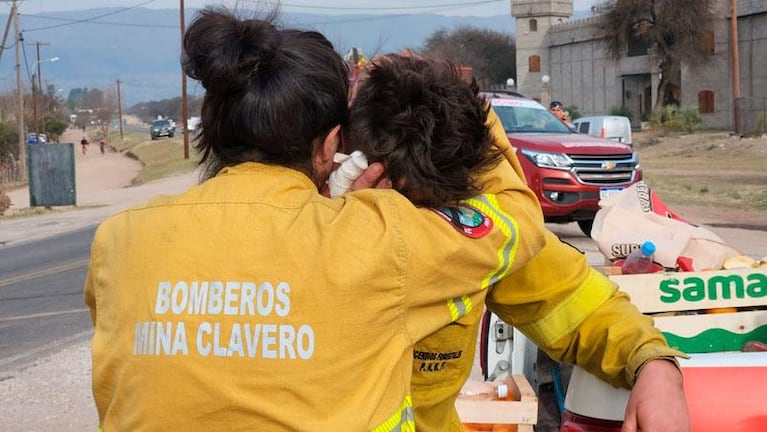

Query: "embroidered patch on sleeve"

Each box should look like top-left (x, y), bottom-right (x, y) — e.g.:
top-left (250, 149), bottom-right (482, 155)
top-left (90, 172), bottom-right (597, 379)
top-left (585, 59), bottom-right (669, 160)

top-left (431, 205), bottom-right (493, 238)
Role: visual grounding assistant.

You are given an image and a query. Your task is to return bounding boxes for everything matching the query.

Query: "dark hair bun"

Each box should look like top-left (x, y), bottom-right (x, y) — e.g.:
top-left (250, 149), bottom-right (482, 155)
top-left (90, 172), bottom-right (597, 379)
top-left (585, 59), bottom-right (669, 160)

top-left (182, 7), bottom-right (281, 93)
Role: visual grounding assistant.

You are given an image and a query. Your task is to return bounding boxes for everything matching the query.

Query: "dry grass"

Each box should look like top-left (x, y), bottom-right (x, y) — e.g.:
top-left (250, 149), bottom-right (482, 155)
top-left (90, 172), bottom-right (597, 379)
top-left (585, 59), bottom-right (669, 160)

top-left (107, 130), bottom-right (199, 185)
top-left (635, 131), bottom-right (767, 212)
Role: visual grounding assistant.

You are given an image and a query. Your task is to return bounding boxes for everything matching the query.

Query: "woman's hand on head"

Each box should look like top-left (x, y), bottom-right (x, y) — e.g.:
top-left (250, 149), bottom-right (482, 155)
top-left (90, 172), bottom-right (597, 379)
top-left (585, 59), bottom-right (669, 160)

top-left (349, 162), bottom-right (390, 191)
top-left (320, 162), bottom-right (390, 197)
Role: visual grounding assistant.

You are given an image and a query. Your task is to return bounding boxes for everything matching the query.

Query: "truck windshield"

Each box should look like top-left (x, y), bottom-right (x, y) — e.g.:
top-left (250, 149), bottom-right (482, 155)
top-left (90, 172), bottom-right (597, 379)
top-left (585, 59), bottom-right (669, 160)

top-left (492, 104), bottom-right (572, 134)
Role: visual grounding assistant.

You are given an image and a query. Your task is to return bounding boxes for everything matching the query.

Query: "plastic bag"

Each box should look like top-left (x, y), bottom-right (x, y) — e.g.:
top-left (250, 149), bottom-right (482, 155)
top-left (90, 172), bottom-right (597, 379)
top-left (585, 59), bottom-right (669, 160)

top-left (591, 181), bottom-right (741, 271)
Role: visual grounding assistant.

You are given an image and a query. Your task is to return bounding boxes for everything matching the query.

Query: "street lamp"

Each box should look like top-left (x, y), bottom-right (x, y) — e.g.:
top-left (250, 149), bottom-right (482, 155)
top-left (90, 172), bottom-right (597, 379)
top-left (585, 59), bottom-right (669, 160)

top-left (541, 74), bottom-right (551, 107)
top-left (33, 56), bottom-right (60, 138)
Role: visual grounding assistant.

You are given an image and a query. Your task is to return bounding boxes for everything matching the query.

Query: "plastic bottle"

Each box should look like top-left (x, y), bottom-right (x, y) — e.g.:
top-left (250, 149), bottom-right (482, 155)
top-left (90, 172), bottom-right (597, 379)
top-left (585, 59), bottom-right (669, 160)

top-left (621, 241), bottom-right (656, 274)
top-left (460, 378), bottom-right (520, 432)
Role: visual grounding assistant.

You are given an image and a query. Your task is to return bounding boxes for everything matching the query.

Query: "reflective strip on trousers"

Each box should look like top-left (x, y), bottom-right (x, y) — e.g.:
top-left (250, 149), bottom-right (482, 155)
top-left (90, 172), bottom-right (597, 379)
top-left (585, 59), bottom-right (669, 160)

top-left (447, 294), bottom-right (473, 321)
top-left (371, 395), bottom-right (415, 432)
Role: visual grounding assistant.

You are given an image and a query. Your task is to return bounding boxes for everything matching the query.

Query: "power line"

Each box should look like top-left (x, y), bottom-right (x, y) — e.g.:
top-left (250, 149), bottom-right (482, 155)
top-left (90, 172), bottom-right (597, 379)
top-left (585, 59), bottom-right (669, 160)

top-left (249, 0), bottom-right (505, 12)
top-left (21, 0), bottom-right (159, 32)
top-left (19, 14), bottom-right (177, 30)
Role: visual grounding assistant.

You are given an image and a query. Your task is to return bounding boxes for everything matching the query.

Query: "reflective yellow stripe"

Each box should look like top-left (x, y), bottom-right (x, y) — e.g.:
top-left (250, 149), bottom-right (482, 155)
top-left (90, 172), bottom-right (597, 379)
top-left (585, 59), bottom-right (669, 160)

top-left (518, 269), bottom-right (617, 345)
top-left (465, 194), bottom-right (518, 288)
top-left (447, 294), bottom-right (473, 321)
top-left (372, 395), bottom-right (415, 432)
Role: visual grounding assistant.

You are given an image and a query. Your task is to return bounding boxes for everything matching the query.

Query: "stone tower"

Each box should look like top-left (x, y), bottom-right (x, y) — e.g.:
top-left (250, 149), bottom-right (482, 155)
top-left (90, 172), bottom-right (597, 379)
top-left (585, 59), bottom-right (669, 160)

top-left (511, 0), bottom-right (573, 104)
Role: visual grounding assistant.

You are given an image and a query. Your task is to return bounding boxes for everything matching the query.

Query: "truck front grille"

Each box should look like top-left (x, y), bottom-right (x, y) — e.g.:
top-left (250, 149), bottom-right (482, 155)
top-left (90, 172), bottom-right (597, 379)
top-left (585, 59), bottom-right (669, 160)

top-left (568, 153), bottom-right (638, 185)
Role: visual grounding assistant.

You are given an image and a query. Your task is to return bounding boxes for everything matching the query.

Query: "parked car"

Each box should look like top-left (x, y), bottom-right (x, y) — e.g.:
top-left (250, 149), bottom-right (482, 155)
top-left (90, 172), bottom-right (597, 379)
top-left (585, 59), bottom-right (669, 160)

top-left (150, 119), bottom-right (175, 140)
top-left (27, 133), bottom-right (47, 144)
top-left (483, 92), bottom-right (642, 236)
top-left (572, 115), bottom-right (633, 146)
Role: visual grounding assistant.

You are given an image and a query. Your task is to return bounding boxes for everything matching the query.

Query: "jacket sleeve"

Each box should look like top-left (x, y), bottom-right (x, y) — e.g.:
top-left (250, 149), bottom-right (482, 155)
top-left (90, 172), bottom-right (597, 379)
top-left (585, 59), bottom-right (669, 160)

top-left (486, 231), bottom-right (686, 389)
top-left (483, 107), bottom-right (685, 389)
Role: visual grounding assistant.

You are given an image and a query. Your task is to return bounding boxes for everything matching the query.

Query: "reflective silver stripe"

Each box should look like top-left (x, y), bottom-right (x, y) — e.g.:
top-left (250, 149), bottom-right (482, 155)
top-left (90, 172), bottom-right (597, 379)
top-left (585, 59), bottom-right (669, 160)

top-left (371, 395), bottom-right (415, 432)
top-left (465, 194), bottom-right (518, 287)
top-left (447, 294), bottom-right (472, 321)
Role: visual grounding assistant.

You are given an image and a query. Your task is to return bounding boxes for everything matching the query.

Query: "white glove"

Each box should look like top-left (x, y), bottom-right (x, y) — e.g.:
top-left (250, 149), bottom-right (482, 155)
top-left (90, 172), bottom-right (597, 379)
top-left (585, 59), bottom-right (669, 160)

top-left (328, 150), bottom-right (369, 197)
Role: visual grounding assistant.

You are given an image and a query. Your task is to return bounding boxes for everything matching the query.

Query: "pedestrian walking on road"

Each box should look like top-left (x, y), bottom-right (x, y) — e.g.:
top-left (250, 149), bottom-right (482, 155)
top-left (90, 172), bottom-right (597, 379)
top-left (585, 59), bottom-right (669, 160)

top-left (80, 137), bottom-right (89, 155)
top-left (99, 139), bottom-right (106, 155)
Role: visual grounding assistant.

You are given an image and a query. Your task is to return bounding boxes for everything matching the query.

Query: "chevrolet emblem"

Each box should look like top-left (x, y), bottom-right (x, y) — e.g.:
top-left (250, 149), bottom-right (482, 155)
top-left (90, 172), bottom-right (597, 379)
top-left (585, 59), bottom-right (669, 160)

top-left (602, 162), bottom-right (616, 169)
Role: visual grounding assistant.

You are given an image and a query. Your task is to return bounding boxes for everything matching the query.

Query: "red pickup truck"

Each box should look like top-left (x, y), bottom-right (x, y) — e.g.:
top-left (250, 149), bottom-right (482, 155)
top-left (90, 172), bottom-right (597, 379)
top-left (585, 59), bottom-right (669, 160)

top-left (485, 93), bottom-right (642, 236)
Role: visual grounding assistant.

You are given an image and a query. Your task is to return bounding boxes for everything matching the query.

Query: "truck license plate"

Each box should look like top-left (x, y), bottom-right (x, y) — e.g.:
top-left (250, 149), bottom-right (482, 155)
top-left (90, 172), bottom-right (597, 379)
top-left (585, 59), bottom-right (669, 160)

top-left (599, 187), bottom-right (624, 200)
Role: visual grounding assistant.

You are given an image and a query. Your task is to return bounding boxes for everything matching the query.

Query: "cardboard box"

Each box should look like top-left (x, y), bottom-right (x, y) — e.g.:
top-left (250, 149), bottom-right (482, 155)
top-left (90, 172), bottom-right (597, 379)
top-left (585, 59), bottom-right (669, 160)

top-left (610, 268), bottom-right (767, 314)
top-left (609, 268), bottom-right (767, 353)
top-left (456, 374), bottom-right (537, 431)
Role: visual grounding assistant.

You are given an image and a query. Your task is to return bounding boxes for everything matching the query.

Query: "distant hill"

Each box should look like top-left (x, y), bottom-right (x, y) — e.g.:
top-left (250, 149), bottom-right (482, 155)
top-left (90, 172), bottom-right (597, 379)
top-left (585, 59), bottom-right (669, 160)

top-left (0, 7), bottom-right (589, 106)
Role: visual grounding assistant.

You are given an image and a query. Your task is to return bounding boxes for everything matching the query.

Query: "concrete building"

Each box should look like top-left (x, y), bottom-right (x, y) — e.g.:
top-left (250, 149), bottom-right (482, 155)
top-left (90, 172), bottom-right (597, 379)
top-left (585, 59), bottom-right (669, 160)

top-left (511, 0), bottom-right (767, 132)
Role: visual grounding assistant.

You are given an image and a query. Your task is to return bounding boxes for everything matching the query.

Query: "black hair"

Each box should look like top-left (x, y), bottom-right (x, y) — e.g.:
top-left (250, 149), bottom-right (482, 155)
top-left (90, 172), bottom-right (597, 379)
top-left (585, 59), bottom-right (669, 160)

top-left (550, 101), bottom-right (564, 108)
top-left (347, 54), bottom-right (501, 208)
top-left (181, 7), bottom-right (350, 179)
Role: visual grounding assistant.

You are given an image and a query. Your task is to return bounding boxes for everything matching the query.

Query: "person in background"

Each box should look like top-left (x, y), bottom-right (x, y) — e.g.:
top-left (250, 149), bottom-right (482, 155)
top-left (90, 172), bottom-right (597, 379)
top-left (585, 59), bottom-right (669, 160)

top-left (549, 100), bottom-right (573, 128)
top-left (83, 6), bottom-right (549, 431)
top-left (346, 54), bottom-right (689, 432)
top-left (80, 136), bottom-right (89, 155)
top-left (99, 139), bottom-right (106, 155)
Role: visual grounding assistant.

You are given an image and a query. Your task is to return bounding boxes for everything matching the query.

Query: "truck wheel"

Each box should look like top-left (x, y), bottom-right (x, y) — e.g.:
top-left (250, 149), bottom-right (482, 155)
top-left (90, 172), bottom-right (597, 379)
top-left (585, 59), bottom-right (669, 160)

top-left (577, 219), bottom-right (594, 237)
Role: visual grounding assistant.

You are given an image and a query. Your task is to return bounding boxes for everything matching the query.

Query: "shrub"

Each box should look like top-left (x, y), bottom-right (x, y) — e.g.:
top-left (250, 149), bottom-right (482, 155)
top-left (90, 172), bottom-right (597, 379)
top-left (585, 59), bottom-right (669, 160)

top-left (649, 105), bottom-right (702, 135)
top-left (608, 105), bottom-right (633, 122)
top-left (565, 105), bottom-right (581, 121)
top-left (0, 189), bottom-right (10, 215)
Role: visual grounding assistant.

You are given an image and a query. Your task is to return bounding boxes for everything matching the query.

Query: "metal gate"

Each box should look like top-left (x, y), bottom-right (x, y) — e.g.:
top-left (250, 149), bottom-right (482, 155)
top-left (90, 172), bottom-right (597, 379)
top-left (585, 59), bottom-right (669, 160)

top-left (27, 143), bottom-right (76, 207)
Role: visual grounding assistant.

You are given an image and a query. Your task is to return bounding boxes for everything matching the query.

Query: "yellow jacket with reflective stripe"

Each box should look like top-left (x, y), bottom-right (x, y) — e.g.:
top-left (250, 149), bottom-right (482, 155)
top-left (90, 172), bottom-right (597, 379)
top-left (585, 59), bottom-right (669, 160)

top-left (410, 109), bottom-right (685, 432)
top-left (84, 156), bottom-right (547, 431)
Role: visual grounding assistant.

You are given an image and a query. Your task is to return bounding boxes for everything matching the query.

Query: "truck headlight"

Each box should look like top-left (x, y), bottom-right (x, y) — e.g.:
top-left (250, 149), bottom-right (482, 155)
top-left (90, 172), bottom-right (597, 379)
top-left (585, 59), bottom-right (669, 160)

top-left (520, 149), bottom-right (573, 170)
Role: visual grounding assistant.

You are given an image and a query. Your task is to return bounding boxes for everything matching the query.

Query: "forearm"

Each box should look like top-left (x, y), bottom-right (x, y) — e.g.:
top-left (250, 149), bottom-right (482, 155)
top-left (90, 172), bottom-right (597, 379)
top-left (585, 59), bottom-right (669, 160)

top-left (486, 232), bottom-right (685, 389)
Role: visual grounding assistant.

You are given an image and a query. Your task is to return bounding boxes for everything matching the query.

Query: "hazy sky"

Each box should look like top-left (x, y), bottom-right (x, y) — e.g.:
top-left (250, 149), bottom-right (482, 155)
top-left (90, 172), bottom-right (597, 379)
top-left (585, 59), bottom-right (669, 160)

top-left (15, 0), bottom-right (599, 17)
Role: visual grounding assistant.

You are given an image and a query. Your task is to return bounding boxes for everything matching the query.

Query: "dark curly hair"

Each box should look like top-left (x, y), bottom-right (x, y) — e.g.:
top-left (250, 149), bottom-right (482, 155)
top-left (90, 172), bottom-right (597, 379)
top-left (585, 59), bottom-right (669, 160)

top-left (181, 7), bottom-right (349, 179)
top-left (346, 54), bottom-right (502, 208)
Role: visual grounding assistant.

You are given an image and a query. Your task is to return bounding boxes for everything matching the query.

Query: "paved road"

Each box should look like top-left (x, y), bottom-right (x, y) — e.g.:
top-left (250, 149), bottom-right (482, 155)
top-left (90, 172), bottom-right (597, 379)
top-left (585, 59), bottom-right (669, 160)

top-left (0, 227), bottom-right (95, 370)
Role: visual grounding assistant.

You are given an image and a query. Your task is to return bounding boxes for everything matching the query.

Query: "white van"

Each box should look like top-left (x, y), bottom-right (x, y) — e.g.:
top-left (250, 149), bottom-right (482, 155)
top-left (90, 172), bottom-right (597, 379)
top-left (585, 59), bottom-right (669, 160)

top-left (572, 115), bottom-right (632, 146)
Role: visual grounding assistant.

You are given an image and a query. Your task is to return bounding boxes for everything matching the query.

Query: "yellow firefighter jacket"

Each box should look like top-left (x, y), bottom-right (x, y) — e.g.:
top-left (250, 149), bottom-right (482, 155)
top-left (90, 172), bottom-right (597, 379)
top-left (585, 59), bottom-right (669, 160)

top-left (410, 109), bottom-right (686, 432)
top-left (84, 153), bottom-right (548, 431)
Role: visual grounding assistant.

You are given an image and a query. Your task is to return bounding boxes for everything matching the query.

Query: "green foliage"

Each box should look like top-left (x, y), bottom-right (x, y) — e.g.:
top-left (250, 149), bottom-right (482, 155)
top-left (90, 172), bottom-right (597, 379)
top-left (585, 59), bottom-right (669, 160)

top-left (0, 189), bottom-right (9, 215)
top-left (421, 26), bottom-right (516, 89)
top-left (128, 96), bottom-right (204, 124)
top-left (648, 105), bottom-right (702, 134)
top-left (43, 117), bottom-right (69, 142)
top-left (0, 121), bottom-right (19, 159)
top-left (565, 105), bottom-right (581, 120)
top-left (608, 105), bottom-right (633, 121)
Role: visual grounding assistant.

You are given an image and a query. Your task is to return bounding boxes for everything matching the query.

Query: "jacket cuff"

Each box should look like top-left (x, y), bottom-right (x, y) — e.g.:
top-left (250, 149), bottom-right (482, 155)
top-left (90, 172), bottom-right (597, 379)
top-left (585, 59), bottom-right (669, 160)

top-left (626, 346), bottom-right (689, 386)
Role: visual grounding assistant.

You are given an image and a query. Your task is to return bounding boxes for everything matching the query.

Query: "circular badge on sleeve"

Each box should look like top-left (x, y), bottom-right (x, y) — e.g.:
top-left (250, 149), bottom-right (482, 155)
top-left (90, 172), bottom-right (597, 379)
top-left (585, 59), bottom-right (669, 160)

top-left (431, 205), bottom-right (493, 238)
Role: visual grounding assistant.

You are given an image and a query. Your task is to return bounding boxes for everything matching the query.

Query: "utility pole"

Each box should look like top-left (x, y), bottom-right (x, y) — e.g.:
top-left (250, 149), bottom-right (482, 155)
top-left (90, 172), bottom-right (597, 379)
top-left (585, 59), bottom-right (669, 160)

top-left (13, 0), bottom-right (25, 179)
top-left (116, 79), bottom-right (124, 141)
top-left (730, 0), bottom-right (741, 135)
top-left (180, 0), bottom-right (189, 159)
top-left (0, 3), bottom-right (14, 64)
top-left (34, 41), bottom-right (50, 137)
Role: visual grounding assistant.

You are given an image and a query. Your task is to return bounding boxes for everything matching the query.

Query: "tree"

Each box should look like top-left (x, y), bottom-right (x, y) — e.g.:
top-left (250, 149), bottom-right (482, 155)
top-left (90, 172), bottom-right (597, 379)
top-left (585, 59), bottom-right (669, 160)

top-left (421, 26), bottom-right (516, 89)
top-left (596, 0), bottom-right (715, 109)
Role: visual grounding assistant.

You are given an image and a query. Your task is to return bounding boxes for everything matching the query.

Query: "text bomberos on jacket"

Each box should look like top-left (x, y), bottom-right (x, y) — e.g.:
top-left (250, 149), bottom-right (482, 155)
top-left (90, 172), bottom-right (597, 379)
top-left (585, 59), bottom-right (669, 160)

top-left (133, 280), bottom-right (315, 359)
